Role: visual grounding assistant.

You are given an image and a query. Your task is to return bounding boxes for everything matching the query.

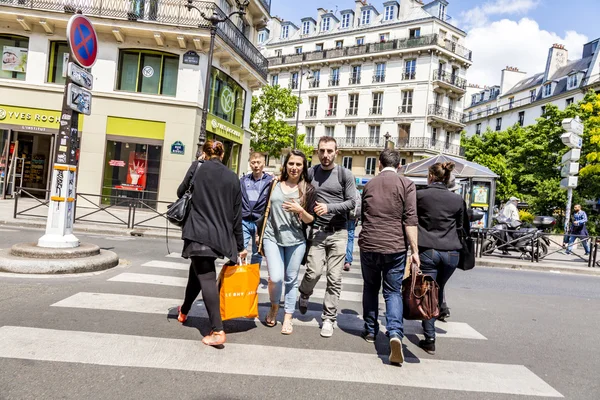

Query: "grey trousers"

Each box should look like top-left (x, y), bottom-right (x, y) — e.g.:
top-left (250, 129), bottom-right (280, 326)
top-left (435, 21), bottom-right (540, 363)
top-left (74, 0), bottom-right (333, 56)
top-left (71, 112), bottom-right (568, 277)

top-left (299, 229), bottom-right (348, 322)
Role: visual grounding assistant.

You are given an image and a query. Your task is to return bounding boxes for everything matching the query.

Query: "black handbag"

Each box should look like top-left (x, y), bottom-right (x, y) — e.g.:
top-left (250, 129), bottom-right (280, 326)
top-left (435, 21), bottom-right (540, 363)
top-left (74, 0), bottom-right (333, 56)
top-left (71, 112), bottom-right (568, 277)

top-left (166, 162), bottom-right (203, 227)
top-left (458, 228), bottom-right (476, 271)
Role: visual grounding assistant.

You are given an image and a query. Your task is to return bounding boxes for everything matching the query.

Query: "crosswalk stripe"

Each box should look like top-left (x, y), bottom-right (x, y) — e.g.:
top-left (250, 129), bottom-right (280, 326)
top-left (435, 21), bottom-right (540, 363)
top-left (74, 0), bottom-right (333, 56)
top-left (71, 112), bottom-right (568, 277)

top-left (166, 252), bottom-right (182, 258)
top-left (0, 326), bottom-right (560, 397)
top-left (143, 261), bottom-right (365, 286)
top-left (51, 292), bottom-right (487, 340)
top-left (108, 272), bottom-right (371, 303)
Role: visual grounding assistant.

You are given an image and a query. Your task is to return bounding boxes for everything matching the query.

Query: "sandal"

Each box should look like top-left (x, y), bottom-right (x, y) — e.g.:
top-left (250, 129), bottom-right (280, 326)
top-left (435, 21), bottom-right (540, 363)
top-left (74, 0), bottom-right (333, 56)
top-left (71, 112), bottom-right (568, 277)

top-left (265, 305), bottom-right (279, 327)
top-left (281, 317), bottom-right (293, 335)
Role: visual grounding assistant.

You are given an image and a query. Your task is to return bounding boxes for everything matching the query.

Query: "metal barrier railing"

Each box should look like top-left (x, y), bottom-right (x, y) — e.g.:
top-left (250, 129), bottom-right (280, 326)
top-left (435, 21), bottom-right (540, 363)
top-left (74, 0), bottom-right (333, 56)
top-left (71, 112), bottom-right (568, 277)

top-left (471, 227), bottom-right (599, 268)
top-left (13, 187), bottom-right (180, 231)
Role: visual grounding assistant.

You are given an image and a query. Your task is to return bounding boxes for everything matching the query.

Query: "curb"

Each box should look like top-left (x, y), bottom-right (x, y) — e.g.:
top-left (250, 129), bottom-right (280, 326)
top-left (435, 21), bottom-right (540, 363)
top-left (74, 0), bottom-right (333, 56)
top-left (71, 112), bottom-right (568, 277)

top-left (0, 248), bottom-right (119, 274)
top-left (475, 259), bottom-right (600, 277)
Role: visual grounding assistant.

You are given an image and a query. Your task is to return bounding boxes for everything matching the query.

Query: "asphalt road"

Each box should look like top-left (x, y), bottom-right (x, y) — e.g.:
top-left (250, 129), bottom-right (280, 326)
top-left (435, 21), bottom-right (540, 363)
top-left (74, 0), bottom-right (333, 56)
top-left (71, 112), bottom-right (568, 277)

top-left (0, 226), bottom-right (599, 400)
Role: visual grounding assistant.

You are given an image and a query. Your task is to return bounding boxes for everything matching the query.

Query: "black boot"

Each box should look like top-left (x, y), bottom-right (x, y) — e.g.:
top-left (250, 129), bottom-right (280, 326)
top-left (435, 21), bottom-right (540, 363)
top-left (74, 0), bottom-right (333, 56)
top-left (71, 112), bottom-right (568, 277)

top-left (438, 303), bottom-right (450, 322)
top-left (418, 338), bottom-right (436, 355)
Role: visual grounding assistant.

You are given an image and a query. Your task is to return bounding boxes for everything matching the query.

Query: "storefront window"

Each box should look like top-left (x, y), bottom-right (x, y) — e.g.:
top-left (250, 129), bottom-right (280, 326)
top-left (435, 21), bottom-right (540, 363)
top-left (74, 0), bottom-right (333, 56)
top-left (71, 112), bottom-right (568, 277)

top-left (209, 68), bottom-right (246, 127)
top-left (48, 41), bottom-right (69, 84)
top-left (1, 35), bottom-right (29, 80)
top-left (117, 50), bottom-right (179, 96)
top-left (0, 130), bottom-right (9, 196)
top-left (102, 139), bottom-right (162, 207)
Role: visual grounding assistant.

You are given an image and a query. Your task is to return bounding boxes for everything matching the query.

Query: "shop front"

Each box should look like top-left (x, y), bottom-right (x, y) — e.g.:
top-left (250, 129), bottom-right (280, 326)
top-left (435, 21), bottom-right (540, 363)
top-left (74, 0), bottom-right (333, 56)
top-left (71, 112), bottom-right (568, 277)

top-left (0, 105), bottom-right (83, 199)
top-left (206, 68), bottom-right (245, 173)
top-left (102, 116), bottom-right (165, 208)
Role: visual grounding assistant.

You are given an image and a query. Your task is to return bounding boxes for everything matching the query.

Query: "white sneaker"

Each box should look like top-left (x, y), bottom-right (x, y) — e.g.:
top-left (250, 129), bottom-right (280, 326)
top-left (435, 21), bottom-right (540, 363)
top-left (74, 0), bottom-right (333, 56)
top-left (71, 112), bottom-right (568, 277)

top-left (320, 320), bottom-right (334, 338)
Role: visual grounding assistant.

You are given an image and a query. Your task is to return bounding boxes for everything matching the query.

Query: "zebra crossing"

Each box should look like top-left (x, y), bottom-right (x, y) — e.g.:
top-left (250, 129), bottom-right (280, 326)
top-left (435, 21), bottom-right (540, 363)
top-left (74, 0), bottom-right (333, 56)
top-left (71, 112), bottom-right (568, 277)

top-left (0, 254), bottom-right (563, 397)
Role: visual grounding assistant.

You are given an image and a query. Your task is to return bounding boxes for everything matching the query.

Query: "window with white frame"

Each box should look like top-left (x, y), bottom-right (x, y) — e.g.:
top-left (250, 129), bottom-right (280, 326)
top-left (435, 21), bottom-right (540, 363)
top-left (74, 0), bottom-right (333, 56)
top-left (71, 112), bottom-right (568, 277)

top-left (356, 37), bottom-right (365, 45)
top-left (400, 90), bottom-right (413, 113)
top-left (369, 125), bottom-right (381, 144)
top-left (295, 46), bottom-right (302, 54)
top-left (371, 92), bottom-right (383, 114)
top-left (325, 126), bottom-right (335, 137)
top-left (281, 25), bottom-right (289, 39)
top-left (321, 17), bottom-right (331, 32)
top-left (342, 156), bottom-right (353, 170)
top-left (327, 95), bottom-right (338, 116)
top-left (543, 83), bottom-right (552, 97)
top-left (432, 127), bottom-right (438, 143)
top-left (341, 13), bottom-right (352, 29)
top-left (568, 74), bottom-right (579, 89)
top-left (374, 62), bottom-right (386, 82)
top-left (530, 89), bottom-right (537, 102)
top-left (348, 94), bottom-right (359, 115)
top-left (384, 5), bottom-right (395, 21)
top-left (270, 74), bottom-right (278, 86)
top-left (315, 43), bottom-right (323, 51)
top-left (308, 96), bottom-right (318, 116)
top-left (439, 3), bottom-right (446, 19)
top-left (471, 94), bottom-right (477, 105)
top-left (335, 40), bottom-right (343, 48)
top-left (302, 21), bottom-right (311, 35)
top-left (258, 31), bottom-right (267, 43)
top-left (306, 126), bottom-right (315, 142)
top-left (518, 111), bottom-right (525, 126)
top-left (476, 123), bottom-right (481, 135)
top-left (361, 9), bottom-right (371, 25)
top-left (495, 117), bottom-right (502, 131)
top-left (404, 59), bottom-right (416, 79)
top-left (365, 157), bottom-right (377, 175)
top-left (345, 125), bottom-right (356, 143)
top-left (409, 28), bottom-right (421, 38)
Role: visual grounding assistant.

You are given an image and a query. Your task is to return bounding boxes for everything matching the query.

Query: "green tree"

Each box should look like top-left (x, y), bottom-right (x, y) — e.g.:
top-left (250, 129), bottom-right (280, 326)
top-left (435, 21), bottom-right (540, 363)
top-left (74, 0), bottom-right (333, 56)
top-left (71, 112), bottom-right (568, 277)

top-left (577, 91), bottom-right (600, 200)
top-left (250, 85), bottom-right (313, 158)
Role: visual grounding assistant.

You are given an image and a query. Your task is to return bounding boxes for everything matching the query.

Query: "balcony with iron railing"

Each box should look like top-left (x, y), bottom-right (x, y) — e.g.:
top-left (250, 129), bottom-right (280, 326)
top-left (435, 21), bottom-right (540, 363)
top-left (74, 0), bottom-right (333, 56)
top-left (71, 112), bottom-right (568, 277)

top-left (309, 79), bottom-right (320, 88)
top-left (432, 70), bottom-right (467, 91)
top-left (349, 75), bottom-right (361, 85)
top-left (373, 74), bottom-right (386, 83)
top-left (325, 109), bottom-right (337, 117)
top-left (402, 72), bottom-right (416, 80)
top-left (289, 80), bottom-right (299, 90)
top-left (304, 136), bottom-right (464, 156)
top-left (428, 104), bottom-right (466, 126)
top-left (0, 0), bottom-right (269, 79)
top-left (306, 110), bottom-right (317, 118)
top-left (346, 108), bottom-right (358, 116)
top-left (463, 95), bottom-right (535, 123)
top-left (267, 33), bottom-right (472, 68)
top-left (369, 107), bottom-right (383, 115)
top-left (398, 105), bottom-right (413, 115)
top-left (329, 78), bottom-right (340, 87)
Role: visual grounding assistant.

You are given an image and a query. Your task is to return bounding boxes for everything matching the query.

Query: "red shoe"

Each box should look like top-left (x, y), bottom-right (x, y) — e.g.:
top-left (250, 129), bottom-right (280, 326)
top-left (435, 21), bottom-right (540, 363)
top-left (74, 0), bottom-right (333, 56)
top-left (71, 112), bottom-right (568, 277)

top-left (202, 331), bottom-right (226, 346)
top-left (177, 306), bottom-right (187, 323)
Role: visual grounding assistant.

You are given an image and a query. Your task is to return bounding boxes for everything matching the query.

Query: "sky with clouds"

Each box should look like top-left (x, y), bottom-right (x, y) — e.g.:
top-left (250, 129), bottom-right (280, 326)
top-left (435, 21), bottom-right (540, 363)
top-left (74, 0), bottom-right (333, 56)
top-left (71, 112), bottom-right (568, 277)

top-left (270, 0), bottom-right (599, 85)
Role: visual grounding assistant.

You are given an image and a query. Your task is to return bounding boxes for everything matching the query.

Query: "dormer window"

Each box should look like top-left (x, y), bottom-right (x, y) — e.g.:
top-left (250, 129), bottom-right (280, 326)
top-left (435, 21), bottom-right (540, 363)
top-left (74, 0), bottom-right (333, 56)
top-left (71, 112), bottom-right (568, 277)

top-left (568, 73), bottom-right (579, 89)
top-left (361, 9), bottom-right (371, 25)
top-left (258, 31), bottom-right (267, 44)
top-left (281, 25), bottom-right (289, 39)
top-left (543, 83), bottom-right (553, 97)
top-left (471, 94), bottom-right (477, 105)
top-left (439, 3), bottom-right (446, 20)
top-left (384, 5), bottom-right (395, 21)
top-left (341, 13), bottom-right (352, 29)
top-left (321, 17), bottom-right (331, 32)
top-left (302, 21), bottom-right (311, 35)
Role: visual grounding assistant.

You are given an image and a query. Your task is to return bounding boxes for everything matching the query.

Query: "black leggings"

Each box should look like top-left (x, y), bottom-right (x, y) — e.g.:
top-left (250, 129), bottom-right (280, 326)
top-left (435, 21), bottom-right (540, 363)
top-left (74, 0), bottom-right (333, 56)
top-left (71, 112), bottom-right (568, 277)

top-left (181, 256), bottom-right (223, 332)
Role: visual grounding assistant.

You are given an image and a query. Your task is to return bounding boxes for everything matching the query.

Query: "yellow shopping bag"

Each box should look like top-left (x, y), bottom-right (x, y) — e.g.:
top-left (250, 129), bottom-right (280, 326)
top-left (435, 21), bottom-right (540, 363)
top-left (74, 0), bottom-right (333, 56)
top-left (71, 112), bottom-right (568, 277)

top-left (218, 262), bottom-right (260, 321)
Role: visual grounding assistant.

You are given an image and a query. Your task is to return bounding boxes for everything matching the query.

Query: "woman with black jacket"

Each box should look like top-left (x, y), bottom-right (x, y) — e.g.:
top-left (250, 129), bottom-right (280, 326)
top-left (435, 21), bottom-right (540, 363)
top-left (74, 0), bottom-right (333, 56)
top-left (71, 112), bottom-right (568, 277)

top-left (416, 162), bottom-right (468, 355)
top-left (176, 140), bottom-right (247, 347)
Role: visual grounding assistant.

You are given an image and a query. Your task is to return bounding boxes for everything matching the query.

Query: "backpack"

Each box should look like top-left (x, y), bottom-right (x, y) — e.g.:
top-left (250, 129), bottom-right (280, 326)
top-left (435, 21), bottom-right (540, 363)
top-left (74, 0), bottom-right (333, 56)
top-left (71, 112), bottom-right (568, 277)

top-left (308, 164), bottom-right (357, 219)
top-left (349, 189), bottom-right (361, 220)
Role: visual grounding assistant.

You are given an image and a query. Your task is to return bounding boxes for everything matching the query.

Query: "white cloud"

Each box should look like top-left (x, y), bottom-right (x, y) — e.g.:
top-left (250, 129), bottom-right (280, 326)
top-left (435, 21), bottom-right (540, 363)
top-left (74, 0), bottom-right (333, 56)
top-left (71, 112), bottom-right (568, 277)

top-left (460, 0), bottom-right (540, 30)
top-left (465, 18), bottom-right (589, 86)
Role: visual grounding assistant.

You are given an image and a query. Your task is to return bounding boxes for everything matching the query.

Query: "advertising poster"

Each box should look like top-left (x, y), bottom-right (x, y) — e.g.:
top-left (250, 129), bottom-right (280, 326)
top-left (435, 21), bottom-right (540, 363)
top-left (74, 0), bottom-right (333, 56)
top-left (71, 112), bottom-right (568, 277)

top-left (471, 184), bottom-right (490, 206)
top-left (115, 152), bottom-right (146, 191)
top-left (2, 46), bottom-right (28, 72)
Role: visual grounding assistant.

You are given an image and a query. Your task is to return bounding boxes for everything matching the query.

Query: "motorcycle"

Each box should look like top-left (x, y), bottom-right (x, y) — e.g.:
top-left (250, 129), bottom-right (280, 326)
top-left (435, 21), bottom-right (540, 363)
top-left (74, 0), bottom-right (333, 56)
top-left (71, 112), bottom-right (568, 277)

top-left (482, 215), bottom-right (555, 259)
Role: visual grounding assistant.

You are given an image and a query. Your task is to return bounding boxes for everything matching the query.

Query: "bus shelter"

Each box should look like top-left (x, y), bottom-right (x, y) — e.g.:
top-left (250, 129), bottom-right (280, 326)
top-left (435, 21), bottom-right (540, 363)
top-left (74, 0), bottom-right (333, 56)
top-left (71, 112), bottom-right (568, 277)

top-left (399, 154), bottom-right (498, 228)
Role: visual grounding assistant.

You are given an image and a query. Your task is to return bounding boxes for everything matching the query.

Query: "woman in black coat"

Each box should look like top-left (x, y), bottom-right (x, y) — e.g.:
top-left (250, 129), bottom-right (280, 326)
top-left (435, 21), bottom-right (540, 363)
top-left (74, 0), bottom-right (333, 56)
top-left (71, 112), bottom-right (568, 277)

top-left (176, 140), bottom-right (247, 347)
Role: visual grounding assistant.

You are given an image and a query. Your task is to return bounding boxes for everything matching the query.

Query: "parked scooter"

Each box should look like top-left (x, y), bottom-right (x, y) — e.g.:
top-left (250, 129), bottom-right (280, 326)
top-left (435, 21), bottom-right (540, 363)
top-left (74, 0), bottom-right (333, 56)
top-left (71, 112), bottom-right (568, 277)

top-left (482, 215), bottom-right (555, 258)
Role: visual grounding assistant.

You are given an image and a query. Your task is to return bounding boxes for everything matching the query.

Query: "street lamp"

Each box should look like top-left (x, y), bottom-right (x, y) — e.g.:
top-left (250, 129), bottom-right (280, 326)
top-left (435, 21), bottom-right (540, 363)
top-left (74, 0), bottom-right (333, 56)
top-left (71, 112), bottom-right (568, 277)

top-left (186, 0), bottom-right (250, 157)
top-left (293, 66), bottom-right (313, 149)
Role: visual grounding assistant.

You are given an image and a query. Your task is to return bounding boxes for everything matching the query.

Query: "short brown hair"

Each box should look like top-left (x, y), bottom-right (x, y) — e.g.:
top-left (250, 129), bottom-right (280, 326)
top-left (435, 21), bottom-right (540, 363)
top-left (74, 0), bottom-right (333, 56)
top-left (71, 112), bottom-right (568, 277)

top-left (318, 136), bottom-right (337, 150)
top-left (429, 162), bottom-right (455, 186)
top-left (249, 152), bottom-right (265, 161)
top-left (203, 139), bottom-right (225, 158)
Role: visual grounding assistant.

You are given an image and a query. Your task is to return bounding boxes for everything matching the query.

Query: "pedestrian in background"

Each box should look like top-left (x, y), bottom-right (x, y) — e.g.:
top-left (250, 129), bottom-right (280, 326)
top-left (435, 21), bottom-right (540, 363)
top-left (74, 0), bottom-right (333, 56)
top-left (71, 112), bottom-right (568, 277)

top-left (501, 196), bottom-right (520, 221)
top-left (416, 162), bottom-right (465, 355)
top-left (344, 188), bottom-right (361, 272)
top-left (359, 149), bottom-right (419, 365)
top-left (298, 136), bottom-right (356, 338)
top-left (240, 152), bottom-right (273, 266)
top-left (176, 140), bottom-right (247, 347)
top-left (566, 204), bottom-right (590, 255)
top-left (258, 150), bottom-right (316, 335)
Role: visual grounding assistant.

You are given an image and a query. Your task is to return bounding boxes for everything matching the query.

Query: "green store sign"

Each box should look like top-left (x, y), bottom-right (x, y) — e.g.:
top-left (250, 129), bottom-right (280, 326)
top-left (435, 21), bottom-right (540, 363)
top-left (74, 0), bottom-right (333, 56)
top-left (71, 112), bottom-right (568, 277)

top-left (207, 113), bottom-right (243, 144)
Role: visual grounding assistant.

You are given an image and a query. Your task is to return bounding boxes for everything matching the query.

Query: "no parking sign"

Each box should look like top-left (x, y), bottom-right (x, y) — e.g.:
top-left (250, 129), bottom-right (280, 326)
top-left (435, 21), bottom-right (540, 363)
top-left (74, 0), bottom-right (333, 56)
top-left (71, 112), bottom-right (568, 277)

top-left (67, 14), bottom-right (98, 68)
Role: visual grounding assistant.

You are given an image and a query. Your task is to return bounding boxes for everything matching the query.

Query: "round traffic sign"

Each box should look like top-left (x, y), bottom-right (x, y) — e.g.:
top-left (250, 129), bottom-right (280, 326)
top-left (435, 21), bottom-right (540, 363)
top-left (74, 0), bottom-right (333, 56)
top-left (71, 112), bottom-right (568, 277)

top-left (67, 14), bottom-right (98, 68)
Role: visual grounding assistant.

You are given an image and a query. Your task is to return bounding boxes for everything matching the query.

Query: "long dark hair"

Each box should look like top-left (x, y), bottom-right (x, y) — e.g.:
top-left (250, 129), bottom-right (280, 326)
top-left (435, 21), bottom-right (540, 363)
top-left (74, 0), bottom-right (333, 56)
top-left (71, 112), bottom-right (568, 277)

top-left (280, 150), bottom-right (314, 209)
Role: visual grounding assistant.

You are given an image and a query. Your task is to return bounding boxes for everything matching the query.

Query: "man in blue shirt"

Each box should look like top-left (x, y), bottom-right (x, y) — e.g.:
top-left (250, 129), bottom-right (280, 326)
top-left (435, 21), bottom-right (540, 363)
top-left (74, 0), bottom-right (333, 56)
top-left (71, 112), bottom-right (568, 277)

top-left (240, 153), bottom-right (273, 265)
top-left (566, 204), bottom-right (590, 255)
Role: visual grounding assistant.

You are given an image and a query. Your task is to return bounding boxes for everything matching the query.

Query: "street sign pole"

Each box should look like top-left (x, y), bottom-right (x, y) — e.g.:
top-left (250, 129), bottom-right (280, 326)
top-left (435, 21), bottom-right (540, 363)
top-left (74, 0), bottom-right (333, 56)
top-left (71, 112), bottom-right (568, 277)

top-left (38, 13), bottom-right (96, 248)
top-left (559, 116), bottom-right (584, 235)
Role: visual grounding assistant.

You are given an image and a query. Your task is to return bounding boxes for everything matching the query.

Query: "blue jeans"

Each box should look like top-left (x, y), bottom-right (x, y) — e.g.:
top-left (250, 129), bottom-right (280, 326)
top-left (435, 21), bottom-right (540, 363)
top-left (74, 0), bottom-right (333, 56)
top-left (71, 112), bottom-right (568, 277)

top-left (262, 239), bottom-right (306, 314)
top-left (360, 251), bottom-right (407, 339)
top-left (346, 219), bottom-right (356, 264)
top-left (567, 235), bottom-right (590, 254)
top-left (419, 249), bottom-right (460, 340)
top-left (242, 219), bottom-right (262, 265)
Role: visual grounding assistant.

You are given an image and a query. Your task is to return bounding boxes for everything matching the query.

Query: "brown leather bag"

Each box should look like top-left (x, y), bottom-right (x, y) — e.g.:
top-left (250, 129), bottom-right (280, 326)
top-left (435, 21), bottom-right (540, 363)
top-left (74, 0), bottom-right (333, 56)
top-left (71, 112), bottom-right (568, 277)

top-left (402, 262), bottom-right (440, 320)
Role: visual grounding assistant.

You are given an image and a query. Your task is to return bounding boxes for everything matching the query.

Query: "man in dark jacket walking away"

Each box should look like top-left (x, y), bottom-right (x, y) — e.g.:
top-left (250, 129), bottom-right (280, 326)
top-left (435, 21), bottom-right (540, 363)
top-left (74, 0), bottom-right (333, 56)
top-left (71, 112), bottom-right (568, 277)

top-left (240, 152), bottom-right (273, 265)
top-left (358, 149), bottom-right (419, 365)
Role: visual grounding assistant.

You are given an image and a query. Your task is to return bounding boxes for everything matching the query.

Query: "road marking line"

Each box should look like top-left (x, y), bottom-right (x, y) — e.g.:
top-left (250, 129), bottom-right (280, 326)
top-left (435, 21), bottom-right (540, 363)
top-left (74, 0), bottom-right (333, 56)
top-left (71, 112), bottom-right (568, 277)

top-left (143, 261), bottom-right (366, 286)
top-left (166, 252), bottom-right (182, 258)
top-left (108, 273), bottom-right (369, 302)
top-left (0, 326), bottom-right (559, 397)
top-left (51, 292), bottom-right (487, 340)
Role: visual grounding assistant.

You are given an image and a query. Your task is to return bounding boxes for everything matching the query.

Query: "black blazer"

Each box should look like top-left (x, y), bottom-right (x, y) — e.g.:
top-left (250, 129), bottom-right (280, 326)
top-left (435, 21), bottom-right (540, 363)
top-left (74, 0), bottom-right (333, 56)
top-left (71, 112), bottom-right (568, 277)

top-left (416, 183), bottom-right (466, 251)
top-left (177, 159), bottom-right (244, 260)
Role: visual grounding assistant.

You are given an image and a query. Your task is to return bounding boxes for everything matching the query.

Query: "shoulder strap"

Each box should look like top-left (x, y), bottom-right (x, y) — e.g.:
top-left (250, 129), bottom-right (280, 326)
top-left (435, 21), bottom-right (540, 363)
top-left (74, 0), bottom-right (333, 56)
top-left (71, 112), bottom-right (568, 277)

top-left (337, 165), bottom-right (347, 201)
top-left (187, 161), bottom-right (203, 193)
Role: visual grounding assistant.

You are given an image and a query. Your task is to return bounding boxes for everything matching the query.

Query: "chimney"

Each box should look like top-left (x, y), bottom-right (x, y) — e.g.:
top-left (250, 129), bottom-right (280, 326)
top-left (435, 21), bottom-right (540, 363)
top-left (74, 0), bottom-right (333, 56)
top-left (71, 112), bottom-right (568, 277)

top-left (544, 43), bottom-right (568, 81)
top-left (354, 0), bottom-right (364, 27)
top-left (500, 66), bottom-right (526, 95)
